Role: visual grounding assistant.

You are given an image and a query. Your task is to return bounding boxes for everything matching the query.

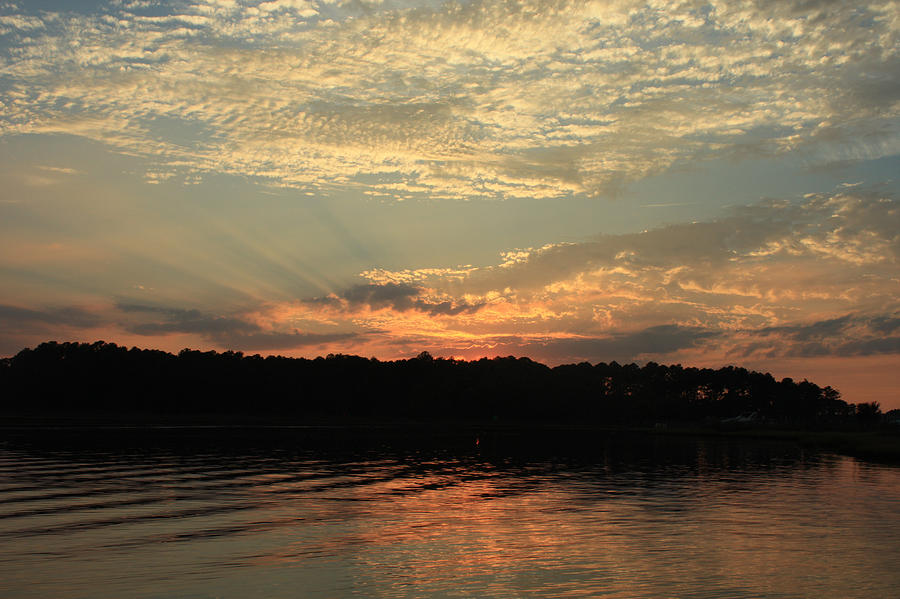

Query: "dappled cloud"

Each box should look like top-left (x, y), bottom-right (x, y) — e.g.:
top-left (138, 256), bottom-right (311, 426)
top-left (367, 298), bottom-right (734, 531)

top-left (1, 0), bottom-right (898, 198)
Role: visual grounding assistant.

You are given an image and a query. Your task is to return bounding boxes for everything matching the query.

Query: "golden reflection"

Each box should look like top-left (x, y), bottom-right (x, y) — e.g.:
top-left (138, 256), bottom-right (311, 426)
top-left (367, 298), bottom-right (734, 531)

top-left (3, 446), bottom-right (900, 598)
top-left (229, 452), bottom-right (900, 598)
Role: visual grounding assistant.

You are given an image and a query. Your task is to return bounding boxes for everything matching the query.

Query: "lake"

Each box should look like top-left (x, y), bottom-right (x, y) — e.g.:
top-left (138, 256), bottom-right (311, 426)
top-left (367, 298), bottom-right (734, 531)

top-left (1, 427), bottom-right (898, 598)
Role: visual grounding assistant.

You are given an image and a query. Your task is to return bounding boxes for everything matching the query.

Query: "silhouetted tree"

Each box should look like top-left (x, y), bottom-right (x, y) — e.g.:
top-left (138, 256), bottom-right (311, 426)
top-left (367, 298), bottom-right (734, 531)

top-left (856, 401), bottom-right (882, 427)
top-left (0, 340), bottom-right (863, 428)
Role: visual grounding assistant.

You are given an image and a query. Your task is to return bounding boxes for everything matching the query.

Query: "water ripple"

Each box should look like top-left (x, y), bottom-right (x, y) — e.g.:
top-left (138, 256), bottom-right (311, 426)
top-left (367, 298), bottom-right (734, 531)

top-left (0, 432), bottom-right (898, 598)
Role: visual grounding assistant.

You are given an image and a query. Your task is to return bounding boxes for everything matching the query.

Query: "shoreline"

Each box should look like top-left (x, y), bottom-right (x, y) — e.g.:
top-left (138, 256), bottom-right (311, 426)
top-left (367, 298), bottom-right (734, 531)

top-left (2, 414), bottom-right (899, 464)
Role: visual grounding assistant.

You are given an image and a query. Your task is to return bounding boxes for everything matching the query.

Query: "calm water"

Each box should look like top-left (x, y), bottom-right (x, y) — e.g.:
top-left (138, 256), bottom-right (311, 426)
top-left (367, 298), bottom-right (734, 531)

top-left (1, 428), bottom-right (899, 598)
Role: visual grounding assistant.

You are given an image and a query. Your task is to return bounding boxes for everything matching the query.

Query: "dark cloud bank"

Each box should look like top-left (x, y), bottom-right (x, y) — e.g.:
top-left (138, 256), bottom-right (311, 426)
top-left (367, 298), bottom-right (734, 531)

top-left (307, 283), bottom-right (484, 316)
top-left (119, 303), bottom-right (357, 351)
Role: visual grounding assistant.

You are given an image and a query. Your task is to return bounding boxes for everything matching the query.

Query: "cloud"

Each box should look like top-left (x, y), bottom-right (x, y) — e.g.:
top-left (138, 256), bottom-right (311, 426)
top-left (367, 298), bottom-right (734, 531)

top-left (836, 336), bottom-right (900, 357)
top-left (82, 188), bottom-right (896, 363)
top-left (869, 316), bottom-right (900, 335)
top-left (511, 325), bottom-right (721, 363)
top-left (279, 188), bottom-right (898, 361)
top-left (0, 303), bottom-right (109, 356)
top-left (128, 317), bottom-right (258, 336)
top-left (0, 304), bottom-right (104, 332)
top-left (739, 314), bottom-right (900, 358)
top-left (756, 316), bottom-right (855, 344)
top-left (117, 302), bottom-right (358, 350)
top-left (307, 283), bottom-right (484, 316)
top-left (212, 330), bottom-right (359, 352)
top-left (119, 303), bottom-right (256, 336)
top-left (2, 184), bottom-right (898, 368)
top-left (0, 0), bottom-right (897, 197)
top-left (361, 190), bottom-right (898, 319)
top-left (36, 165), bottom-right (81, 175)
top-left (321, 324), bottom-right (720, 364)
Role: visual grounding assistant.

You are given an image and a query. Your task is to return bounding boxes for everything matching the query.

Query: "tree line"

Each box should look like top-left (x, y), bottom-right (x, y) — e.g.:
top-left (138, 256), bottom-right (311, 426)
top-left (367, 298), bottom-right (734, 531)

top-left (0, 341), bottom-right (884, 427)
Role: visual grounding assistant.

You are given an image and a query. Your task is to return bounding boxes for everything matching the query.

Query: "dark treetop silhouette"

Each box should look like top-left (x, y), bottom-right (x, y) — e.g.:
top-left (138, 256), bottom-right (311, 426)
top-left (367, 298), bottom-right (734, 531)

top-left (0, 340), bottom-right (882, 428)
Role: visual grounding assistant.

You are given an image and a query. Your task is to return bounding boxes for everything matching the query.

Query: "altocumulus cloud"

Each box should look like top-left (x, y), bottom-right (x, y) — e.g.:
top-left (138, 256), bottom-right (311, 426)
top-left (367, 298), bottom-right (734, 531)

top-left (0, 0), bottom-right (897, 198)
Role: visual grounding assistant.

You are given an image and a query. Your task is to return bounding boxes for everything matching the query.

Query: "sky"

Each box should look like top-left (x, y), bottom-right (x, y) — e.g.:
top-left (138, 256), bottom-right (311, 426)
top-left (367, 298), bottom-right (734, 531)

top-left (1, 0), bottom-right (899, 408)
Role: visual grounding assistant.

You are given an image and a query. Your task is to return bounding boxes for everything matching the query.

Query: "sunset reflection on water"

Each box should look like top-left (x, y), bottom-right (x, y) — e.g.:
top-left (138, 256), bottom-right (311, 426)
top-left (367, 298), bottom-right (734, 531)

top-left (1, 431), bottom-right (898, 598)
